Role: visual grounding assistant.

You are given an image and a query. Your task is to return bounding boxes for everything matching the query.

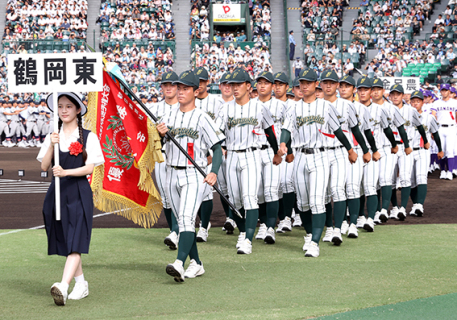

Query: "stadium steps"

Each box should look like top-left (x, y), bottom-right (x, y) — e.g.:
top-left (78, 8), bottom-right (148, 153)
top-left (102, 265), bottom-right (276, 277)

top-left (174, 1), bottom-right (191, 72)
top-left (287, 0), bottom-right (303, 79)
top-left (342, 0), bottom-right (366, 77)
top-left (0, 0), bottom-right (6, 50)
top-left (271, 1), bottom-right (288, 74)
top-left (416, 1), bottom-right (450, 36)
top-left (87, 0), bottom-right (102, 51)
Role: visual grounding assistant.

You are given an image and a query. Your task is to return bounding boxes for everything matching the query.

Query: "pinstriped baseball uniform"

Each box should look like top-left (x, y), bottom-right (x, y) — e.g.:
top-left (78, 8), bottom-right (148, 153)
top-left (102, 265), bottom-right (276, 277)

top-left (0, 107), bottom-right (10, 138)
top-left (37, 106), bottom-right (48, 136)
top-left (411, 112), bottom-right (439, 188)
top-left (25, 106), bottom-right (39, 137)
top-left (9, 107), bottom-right (25, 138)
top-left (148, 100), bottom-right (179, 210)
top-left (433, 98), bottom-right (457, 159)
top-left (282, 98), bottom-right (341, 214)
top-left (215, 98), bottom-right (231, 197)
top-left (161, 107), bottom-right (225, 233)
top-left (422, 102), bottom-right (438, 155)
top-left (216, 99), bottom-right (275, 210)
top-left (280, 98), bottom-right (298, 194)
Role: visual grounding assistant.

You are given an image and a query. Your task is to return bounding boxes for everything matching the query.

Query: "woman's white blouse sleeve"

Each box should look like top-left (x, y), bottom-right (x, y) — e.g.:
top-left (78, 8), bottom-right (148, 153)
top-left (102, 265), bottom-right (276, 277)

top-left (36, 134), bottom-right (51, 162)
top-left (85, 132), bottom-right (105, 167)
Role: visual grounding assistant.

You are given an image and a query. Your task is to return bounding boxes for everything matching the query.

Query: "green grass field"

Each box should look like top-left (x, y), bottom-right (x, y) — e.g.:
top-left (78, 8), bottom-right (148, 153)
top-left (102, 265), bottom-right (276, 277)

top-left (1, 225), bottom-right (457, 319)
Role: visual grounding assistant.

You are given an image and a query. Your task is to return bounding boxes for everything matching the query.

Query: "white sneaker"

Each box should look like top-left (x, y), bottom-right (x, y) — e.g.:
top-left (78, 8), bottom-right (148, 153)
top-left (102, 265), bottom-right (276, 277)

top-left (397, 207), bottom-right (406, 221)
top-left (341, 220), bottom-right (349, 235)
top-left (223, 217), bottom-right (236, 234)
top-left (331, 228), bottom-right (343, 246)
top-left (347, 223), bottom-right (358, 238)
top-left (374, 212), bottom-right (382, 224)
top-left (7, 140), bottom-right (15, 147)
top-left (412, 203), bottom-right (424, 217)
top-left (440, 171), bottom-right (447, 179)
top-left (322, 227), bottom-right (333, 242)
top-left (409, 204), bottom-right (419, 216)
top-left (255, 223), bottom-right (267, 240)
top-left (292, 214), bottom-right (302, 227)
top-left (236, 232), bottom-right (246, 249)
top-left (390, 206), bottom-right (399, 219)
top-left (68, 281), bottom-right (89, 300)
top-left (50, 282), bottom-right (68, 306)
top-left (264, 227), bottom-right (276, 244)
top-left (447, 171), bottom-right (453, 180)
top-left (27, 140), bottom-right (35, 147)
top-left (303, 234), bottom-right (312, 251)
top-left (277, 216), bottom-right (292, 233)
top-left (36, 140), bottom-right (42, 147)
top-left (164, 231), bottom-right (178, 250)
top-left (379, 208), bottom-right (389, 223)
top-left (196, 227), bottom-right (209, 242)
top-left (304, 241), bottom-right (320, 257)
top-left (363, 217), bottom-right (375, 232)
top-left (166, 259), bottom-right (185, 282)
top-left (237, 238), bottom-right (252, 254)
top-left (184, 259), bottom-right (205, 278)
top-left (356, 216), bottom-right (366, 228)
top-left (1, 140), bottom-right (7, 147)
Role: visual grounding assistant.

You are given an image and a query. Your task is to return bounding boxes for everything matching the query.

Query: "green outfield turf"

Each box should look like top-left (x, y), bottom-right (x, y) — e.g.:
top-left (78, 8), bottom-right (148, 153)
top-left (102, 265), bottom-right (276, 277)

top-left (1, 225), bottom-right (457, 320)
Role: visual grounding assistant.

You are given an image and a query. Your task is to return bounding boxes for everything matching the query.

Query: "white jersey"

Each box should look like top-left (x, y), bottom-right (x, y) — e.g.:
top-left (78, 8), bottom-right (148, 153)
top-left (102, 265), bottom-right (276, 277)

top-left (352, 101), bottom-right (374, 149)
top-left (161, 107), bottom-right (225, 167)
top-left (285, 99), bottom-right (300, 148)
top-left (367, 102), bottom-right (391, 146)
top-left (380, 100), bottom-right (406, 142)
top-left (147, 100), bottom-right (179, 123)
top-left (396, 103), bottom-right (423, 143)
top-left (283, 98), bottom-right (341, 149)
top-left (0, 107), bottom-right (7, 122)
top-left (27, 106), bottom-right (38, 122)
top-left (255, 97), bottom-right (287, 146)
top-left (326, 98), bottom-right (359, 148)
top-left (433, 99), bottom-right (457, 125)
top-left (422, 102), bottom-right (435, 115)
top-left (195, 93), bottom-right (223, 122)
top-left (37, 106), bottom-right (47, 121)
top-left (10, 107), bottom-right (21, 122)
top-left (411, 112), bottom-right (439, 149)
top-left (216, 99), bottom-right (275, 151)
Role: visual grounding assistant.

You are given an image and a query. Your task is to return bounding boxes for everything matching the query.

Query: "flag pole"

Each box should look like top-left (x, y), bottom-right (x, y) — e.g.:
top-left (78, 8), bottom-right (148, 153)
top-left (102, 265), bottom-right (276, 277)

top-left (53, 92), bottom-right (61, 221)
top-left (111, 74), bottom-right (243, 219)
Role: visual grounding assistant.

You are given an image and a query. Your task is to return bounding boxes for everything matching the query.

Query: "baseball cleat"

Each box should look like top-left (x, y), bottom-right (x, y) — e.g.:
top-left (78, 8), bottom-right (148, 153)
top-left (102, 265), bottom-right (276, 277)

top-left (447, 171), bottom-right (453, 180)
top-left (379, 209), bottom-right (389, 223)
top-left (303, 234), bottom-right (312, 251)
top-left (363, 217), bottom-right (375, 232)
top-left (292, 214), bottom-right (302, 227)
top-left (322, 227), bottom-right (333, 242)
top-left (68, 281), bottom-right (89, 300)
top-left (50, 282), bottom-right (68, 306)
top-left (264, 227), bottom-right (276, 244)
top-left (356, 216), bottom-right (366, 228)
top-left (304, 241), bottom-right (320, 257)
top-left (347, 223), bottom-right (358, 238)
top-left (341, 220), bottom-right (349, 235)
top-left (414, 203), bottom-right (424, 217)
top-left (236, 232), bottom-right (246, 249)
top-left (184, 259), bottom-right (205, 278)
top-left (390, 206), bottom-right (399, 219)
top-left (196, 227), bottom-right (209, 242)
top-left (409, 204), bottom-right (419, 216)
top-left (237, 238), bottom-right (252, 254)
top-left (166, 260), bottom-right (185, 282)
top-left (374, 212), bottom-right (382, 224)
top-left (255, 223), bottom-right (267, 240)
top-left (331, 228), bottom-right (343, 246)
top-left (223, 218), bottom-right (236, 234)
top-left (277, 217), bottom-right (292, 233)
top-left (397, 207), bottom-right (406, 221)
top-left (440, 171), bottom-right (447, 179)
top-left (164, 231), bottom-right (178, 250)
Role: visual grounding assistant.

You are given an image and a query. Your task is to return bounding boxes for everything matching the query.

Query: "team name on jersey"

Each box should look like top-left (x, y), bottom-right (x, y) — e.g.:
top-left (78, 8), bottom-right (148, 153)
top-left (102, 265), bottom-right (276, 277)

top-left (272, 115), bottom-right (284, 125)
top-left (436, 106), bottom-right (454, 111)
top-left (168, 127), bottom-right (199, 139)
top-left (404, 120), bottom-right (411, 126)
top-left (227, 117), bottom-right (258, 129)
top-left (296, 115), bottom-right (325, 127)
top-left (206, 111), bottom-right (215, 120)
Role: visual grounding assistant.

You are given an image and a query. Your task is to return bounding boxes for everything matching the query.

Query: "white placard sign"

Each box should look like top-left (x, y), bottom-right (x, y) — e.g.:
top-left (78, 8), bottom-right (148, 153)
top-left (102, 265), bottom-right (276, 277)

top-left (213, 4), bottom-right (241, 22)
top-left (7, 53), bottom-right (103, 93)
top-left (378, 77), bottom-right (420, 94)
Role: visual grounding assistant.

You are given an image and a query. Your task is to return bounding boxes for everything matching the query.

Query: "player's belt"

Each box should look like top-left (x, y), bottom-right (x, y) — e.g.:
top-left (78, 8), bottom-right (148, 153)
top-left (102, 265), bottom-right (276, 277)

top-left (260, 145), bottom-right (270, 150)
top-left (168, 165), bottom-right (206, 170)
top-left (326, 145), bottom-right (344, 150)
top-left (161, 150), bottom-right (165, 153)
top-left (231, 147), bottom-right (258, 153)
top-left (299, 147), bottom-right (325, 154)
top-left (441, 124), bottom-right (454, 127)
top-left (413, 147), bottom-right (423, 151)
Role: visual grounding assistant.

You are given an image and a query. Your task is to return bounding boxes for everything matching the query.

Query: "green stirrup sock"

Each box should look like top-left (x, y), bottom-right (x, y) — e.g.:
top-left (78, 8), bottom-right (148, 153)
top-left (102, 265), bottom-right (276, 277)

top-left (311, 213), bottom-right (326, 244)
top-left (300, 210), bottom-right (312, 233)
top-left (176, 232), bottom-right (195, 263)
top-left (259, 203), bottom-right (267, 224)
top-left (391, 189), bottom-right (398, 207)
top-left (245, 209), bottom-right (259, 241)
top-left (188, 233), bottom-right (201, 265)
top-left (347, 198), bottom-right (360, 225)
top-left (200, 200), bottom-right (213, 229)
top-left (278, 199), bottom-right (285, 221)
top-left (359, 196), bottom-right (365, 217)
top-left (410, 187), bottom-right (418, 204)
top-left (283, 192), bottom-right (296, 218)
top-left (164, 208), bottom-right (178, 234)
top-left (230, 208), bottom-right (246, 233)
top-left (366, 195), bottom-right (378, 219)
top-left (333, 201), bottom-right (347, 229)
top-left (377, 189), bottom-right (382, 212)
top-left (325, 203), bottom-right (333, 227)
top-left (381, 186), bottom-right (392, 210)
top-left (416, 184), bottom-right (427, 205)
top-left (400, 186), bottom-right (411, 209)
top-left (220, 195), bottom-right (230, 218)
top-left (266, 201), bottom-right (279, 229)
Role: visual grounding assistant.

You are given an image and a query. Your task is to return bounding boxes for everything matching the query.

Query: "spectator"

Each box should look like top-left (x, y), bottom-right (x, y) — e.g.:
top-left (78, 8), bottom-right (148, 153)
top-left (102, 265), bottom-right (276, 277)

top-left (289, 30), bottom-right (296, 60)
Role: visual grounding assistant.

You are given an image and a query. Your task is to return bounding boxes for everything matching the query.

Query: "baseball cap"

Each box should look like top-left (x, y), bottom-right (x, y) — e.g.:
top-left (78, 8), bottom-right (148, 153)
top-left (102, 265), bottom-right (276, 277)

top-left (229, 69), bottom-right (251, 83)
top-left (424, 90), bottom-right (432, 97)
top-left (220, 72), bottom-right (231, 84)
top-left (274, 72), bottom-right (289, 84)
top-left (298, 68), bottom-right (318, 81)
top-left (161, 71), bottom-right (178, 84)
top-left (390, 84), bottom-right (404, 94)
top-left (372, 78), bottom-right (384, 88)
top-left (316, 82), bottom-right (322, 90)
top-left (440, 83), bottom-right (451, 91)
top-left (251, 80), bottom-right (258, 91)
top-left (194, 67), bottom-right (209, 80)
top-left (256, 71), bottom-right (274, 83)
top-left (173, 70), bottom-right (200, 88)
top-left (286, 88), bottom-right (295, 97)
top-left (339, 75), bottom-right (356, 87)
top-left (320, 69), bottom-right (339, 82)
top-left (357, 77), bottom-right (372, 88)
top-left (451, 87), bottom-right (456, 94)
top-left (410, 90), bottom-right (424, 100)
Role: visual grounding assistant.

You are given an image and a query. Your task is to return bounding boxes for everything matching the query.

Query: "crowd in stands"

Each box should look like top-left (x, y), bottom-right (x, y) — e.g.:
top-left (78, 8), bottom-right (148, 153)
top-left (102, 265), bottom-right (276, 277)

top-left (301, 0), bottom-right (344, 43)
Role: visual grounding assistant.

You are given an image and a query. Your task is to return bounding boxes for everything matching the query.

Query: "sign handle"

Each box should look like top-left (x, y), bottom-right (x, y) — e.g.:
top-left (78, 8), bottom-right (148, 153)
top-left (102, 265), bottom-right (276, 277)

top-left (53, 92), bottom-right (61, 221)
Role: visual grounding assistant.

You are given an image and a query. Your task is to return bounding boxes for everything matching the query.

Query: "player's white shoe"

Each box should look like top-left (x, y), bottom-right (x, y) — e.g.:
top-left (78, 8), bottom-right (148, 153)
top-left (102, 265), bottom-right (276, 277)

top-left (68, 281), bottom-right (89, 300)
top-left (236, 232), bottom-right (246, 249)
top-left (166, 259), bottom-right (185, 282)
top-left (341, 220), bottom-right (349, 235)
top-left (255, 223), bottom-right (267, 240)
top-left (447, 171), bottom-right (453, 180)
top-left (363, 217), bottom-right (375, 232)
top-left (322, 227), bottom-right (333, 242)
top-left (304, 241), bottom-right (320, 257)
top-left (237, 238), bottom-right (252, 254)
top-left (18, 141), bottom-right (28, 148)
top-left (397, 207), bottom-right (406, 221)
top-left (378, 208), bottom-right (389, 223)
top-left (277, 217), bottom-right (292, 233)
top-left (196, 227), bottom-right (209, 242)
top-left (374, 212), bottom-right (382, 224)
top-left (347, 223), bottom-right (358, 238)
top-left (303, 234), bottom-right (312, 251)
top-left (50, 282), bottom-right (68, 306)
top-left (164, 231), bottom-right (178, 250)
top-left (184, 259), bottom-right (205, 278)
top-left (390, 206), bottom-right (399, 219)
top-left (7, 140), bottom-right (15, 147)
top-left (35, 140), bottom-right (42, 148)
top-left (27, 140), bottom-right (35, 147)
top-left (264, 227), bottom-right (276, 244)
top-left (1, 140), bottom-right (7, 147)
top-left (440, 171), bottom-right (447, 179)
top-left (223, 217), bottom-right (236, 234)
top-left (412, 203), bottom-right (424, 217)
top-left (331, 228), bottom-right (343, 246)
top-left (356, 216), bottom-right (366, 228)
top-left (292, 214), bottom-right (302, 227)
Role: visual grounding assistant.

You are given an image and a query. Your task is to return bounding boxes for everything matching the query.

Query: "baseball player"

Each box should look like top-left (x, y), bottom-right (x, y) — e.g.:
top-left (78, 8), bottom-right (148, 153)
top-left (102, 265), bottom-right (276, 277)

top-left (0, 100), bottom-right (13, 147)
top-left (315, 82), bottom-right (324, 99)
top-left (24, 100), bottom-right (41, 147)
top-left (148, 71), bottom-right (180, 250)
top-left (409, 90), bottom-right (444, 216)
top-left (286, 87), bottom-right (295, 100)
top-left (7, 100), bottom-right (28, 148)
top-left (422, 91), bottom-right (439, 172)
top-left (157, 70), bottom-right (225, 282)
top-left (250, 81), bottom-right (258, 99)
top-left (278, 69), bottom-right (358, 258)
top-left (388, 84), bottom-right (429, 220)
top-left (215, 69), bottom-right (280, 255)
top-left (433, 84), bottom-right (457, 180)
top-left (37, 100), bottom-right (48, 146)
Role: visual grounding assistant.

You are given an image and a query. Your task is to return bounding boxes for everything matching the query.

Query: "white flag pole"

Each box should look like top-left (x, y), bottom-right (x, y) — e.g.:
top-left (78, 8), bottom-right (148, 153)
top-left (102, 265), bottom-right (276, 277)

top-left (53, 92), bottom-right (61, 221)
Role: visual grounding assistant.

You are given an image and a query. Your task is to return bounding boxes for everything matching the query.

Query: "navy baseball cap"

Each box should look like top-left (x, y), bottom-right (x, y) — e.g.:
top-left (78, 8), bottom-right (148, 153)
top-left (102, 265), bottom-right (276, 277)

top-left (390, 84), bottom-right (404, 94)
top-left (274, 72), bottom-right (289, 84)
top-left (229, 69), bottom-right (251, 83)
top-left (339, 75), bottom-right (356, 87)
top-left (220, 72), bottom-right (231, 84)
top-left (372, 78), bottom-right (384, 88)
top-left (298, 69), bottom-right (318, 82)
top-left (256, 71), bottom-right (274, 83)
top-left (174, 70), bottom-right (200, 88)
top-left (440, 83), bottom-right (451, 91)
top-left (357, 77), bottom-right (372, 88)
top-left (194, 67), bottom-right (209, 80)
top-left (320, 69), bottom-right (339, 82)
top-left (161, 71), bottom-right (178, 84)
top-left (410, 90), bottom-right (424, 100)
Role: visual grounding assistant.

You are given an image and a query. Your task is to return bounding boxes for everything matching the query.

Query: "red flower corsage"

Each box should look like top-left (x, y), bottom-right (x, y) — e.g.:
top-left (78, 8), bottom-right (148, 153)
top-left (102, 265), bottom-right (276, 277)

top-left (69, 142), bottom-right (83, 156)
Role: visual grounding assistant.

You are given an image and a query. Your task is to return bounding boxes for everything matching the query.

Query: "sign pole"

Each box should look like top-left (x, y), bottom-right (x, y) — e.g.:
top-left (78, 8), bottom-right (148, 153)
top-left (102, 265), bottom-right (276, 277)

top-left (53, 92), bottom-right (61, 221)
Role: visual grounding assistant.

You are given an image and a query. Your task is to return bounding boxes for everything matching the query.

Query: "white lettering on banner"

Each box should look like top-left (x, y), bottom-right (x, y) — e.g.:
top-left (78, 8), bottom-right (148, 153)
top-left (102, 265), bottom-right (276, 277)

top-left (117, 105), bottom-right (127, 119)
top-left (99, 84), bottom-right (111, 138)
top-left (213, 4), bottom-right (241, 22)
top-left (107, 167), bottom-right (124, 182)
top-left (137, 131), bottom-right (146, 142)
top-left (379, 77), bottom-right (419, 94)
